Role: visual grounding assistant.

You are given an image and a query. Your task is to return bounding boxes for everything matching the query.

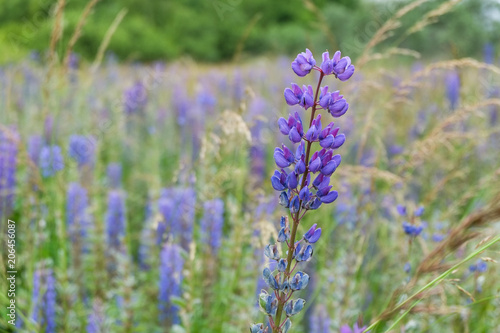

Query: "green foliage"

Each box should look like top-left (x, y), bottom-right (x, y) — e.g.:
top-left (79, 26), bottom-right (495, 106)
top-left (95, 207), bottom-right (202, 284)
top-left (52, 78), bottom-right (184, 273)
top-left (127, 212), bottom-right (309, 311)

top-left (0, 0), bottom-right (499, 63)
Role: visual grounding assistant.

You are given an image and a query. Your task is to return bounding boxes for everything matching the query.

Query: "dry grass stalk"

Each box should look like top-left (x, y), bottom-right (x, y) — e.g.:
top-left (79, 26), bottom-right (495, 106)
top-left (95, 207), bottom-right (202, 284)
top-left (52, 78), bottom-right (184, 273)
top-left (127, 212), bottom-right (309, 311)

top-left (338, 165), bottom-right (404, 185)
top-left (404, 99), bottom-right (500, 168)
top-left (367, 47), bottom-right (421, 62)
top-left (357, 0), bottom-right (430, 67)
top-left (42, 0), bottom-right (66, 120)
top-left (406, 0), bottom-right (462, 35)
top-left (63, 0), bottom-right (101, 69)
top-left (398, 58), bottom-right (500, 92)
top-left (91, 9), bottom-right (128, 72)
top-left (302, 0), bottom-right (338, 51)
top-left (417, 194), bottom-right (500, 275)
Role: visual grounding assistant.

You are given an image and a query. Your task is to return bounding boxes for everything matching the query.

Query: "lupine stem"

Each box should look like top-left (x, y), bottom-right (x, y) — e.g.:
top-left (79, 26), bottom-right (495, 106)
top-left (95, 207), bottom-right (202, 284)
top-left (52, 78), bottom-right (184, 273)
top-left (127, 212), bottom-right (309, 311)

top-left (272, 72), bottom-right (325, 332)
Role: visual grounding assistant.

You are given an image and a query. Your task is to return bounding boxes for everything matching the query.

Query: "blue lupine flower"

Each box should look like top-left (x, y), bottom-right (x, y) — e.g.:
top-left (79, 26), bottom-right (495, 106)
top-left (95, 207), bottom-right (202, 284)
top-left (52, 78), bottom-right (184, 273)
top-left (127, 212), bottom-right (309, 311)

top-left (264, 244), bottom-right (280, 261)
top-left (404, 262), bottom-right (411, 274)
top-left (289, 271), bottom-right (309, 290)
top-left (396, 205), bottom-right (407, 216)
top-left (469, 259), bottom-right (487, 273)
top-left (40, 145), bottom-right (65, 177)
top-left (432, 233), bottom-right (445, 242)
top-left (69, 135), bottom-right (96, 167)
top-left (284, 298), bottom-right (305, 316)
top-left (0, 128), bottom-right (19, 218)
top-left (414, 206), bottom-right (425, 217)
top-left (254, 48), bottom-right (355, 332)
top-left (303, 223), bottom-right (322, 243)
top-left (291, 48), bottom-right (316, 77)
top-left (32, 268), bottom-right (57, 333)
top-left (107, 163), bottom-right (122, 188)
top-left (66, 183), bottom-right (89, 248)
top-left (445, 71), bottom-right (460, 110)
top-left (263, 267), bottom-right (280, 290)
top-left (200, 199), bottom-right (225, 253)
top-left (402, 222), bottom-right (424, 237)
top-left (159, 243), bottom-right (184, 324)
top-left (293, 243), bottom-right (313, 262)
top-left (106, 190), bottom-right (126, 251)
top-left (259, 290), bottom-right (278, 316)
top-left (124, 81), bottom-right (147, 115)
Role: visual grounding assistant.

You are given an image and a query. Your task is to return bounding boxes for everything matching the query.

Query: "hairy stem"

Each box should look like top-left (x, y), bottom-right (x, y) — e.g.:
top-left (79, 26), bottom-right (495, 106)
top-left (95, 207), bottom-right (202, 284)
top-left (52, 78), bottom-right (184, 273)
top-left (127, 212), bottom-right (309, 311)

top-left (273, 72), bottom-right (324, 332)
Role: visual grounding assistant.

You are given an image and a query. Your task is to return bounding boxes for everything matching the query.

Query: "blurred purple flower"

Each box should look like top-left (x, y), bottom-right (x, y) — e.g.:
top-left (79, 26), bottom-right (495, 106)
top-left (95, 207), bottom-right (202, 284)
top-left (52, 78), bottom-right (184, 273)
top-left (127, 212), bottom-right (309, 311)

top-left (340, 323), bottom-right (369, 333)
top-left (69, 135), bottom-right (96, 167)
top-left (107, 163), bottom-right (122, 188)
top-left (309, 305), bottom-right (331, 333)
top-left (32, 268), bottom-right (57, 333)
top-left (40, 145), bottom-right (64, 177)
top-left (159, 243), bottom-right (184, 324)
top-left (0, 128), bottom-right (19, 218)
top-left (106, 190), bottom-right (126, 251)
top-left (445, 71), bottom-right (460, 110)
top-left (124, 81), bottom-right (147, 115)
top-left (28, 135), bottom-right (43, 166)
top-left (66, 183), bottom-right (90, 247)
top-left (200, 199), bottom-right (225, 253)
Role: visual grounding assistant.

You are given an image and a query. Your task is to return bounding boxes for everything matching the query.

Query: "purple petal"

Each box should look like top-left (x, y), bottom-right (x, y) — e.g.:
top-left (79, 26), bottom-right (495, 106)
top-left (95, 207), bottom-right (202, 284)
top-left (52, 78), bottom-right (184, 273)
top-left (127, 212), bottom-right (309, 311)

top-left (320, 190), bottom-right (338, 203)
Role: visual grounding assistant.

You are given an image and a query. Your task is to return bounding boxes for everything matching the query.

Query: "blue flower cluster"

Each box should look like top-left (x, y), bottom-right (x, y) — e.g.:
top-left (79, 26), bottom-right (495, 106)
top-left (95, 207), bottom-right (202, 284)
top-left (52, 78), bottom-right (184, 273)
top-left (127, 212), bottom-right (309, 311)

top-left (252, 48), bottom-right (354, 333)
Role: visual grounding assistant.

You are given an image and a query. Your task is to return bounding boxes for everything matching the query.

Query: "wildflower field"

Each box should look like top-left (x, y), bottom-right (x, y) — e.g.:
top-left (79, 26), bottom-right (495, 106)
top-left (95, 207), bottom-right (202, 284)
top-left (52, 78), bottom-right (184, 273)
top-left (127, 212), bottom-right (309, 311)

top-left (1, 1), bottom-right (500, 332)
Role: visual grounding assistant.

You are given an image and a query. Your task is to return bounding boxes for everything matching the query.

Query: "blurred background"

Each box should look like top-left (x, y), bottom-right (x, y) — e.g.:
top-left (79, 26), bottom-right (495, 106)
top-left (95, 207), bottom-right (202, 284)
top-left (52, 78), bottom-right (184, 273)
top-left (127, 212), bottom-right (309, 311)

top-left (1, 0), bottom-right (500, 63)
top-left (1, 0), bottom-right (500, 333)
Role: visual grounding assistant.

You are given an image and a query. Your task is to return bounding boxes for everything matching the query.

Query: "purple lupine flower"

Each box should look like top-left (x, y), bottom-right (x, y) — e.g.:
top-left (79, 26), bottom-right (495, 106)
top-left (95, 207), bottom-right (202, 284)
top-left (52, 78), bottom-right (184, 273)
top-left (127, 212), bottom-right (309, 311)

top-left (32, 268), bottom-right (57, 333)
top-left (107, 163), bottom-right (122, 188)
top-left (0, 128), bottom-right (19, 218)
top-left (253, 48), bottom-right (356, 332)
top-left (200, 199), bottom-right (225, 253)
top-left (321, 50), bottom-right (355, 81)
top-left (106, 190), bottom-right (126, 251)
top-left (66, 183), bottom-right (90, 247)
top-left (157, 187), bottom-right (196, 251)
top-left (159, 243), bottom-right (184, 325)
top-left (445, 71), bottom-right (460, 110)
top-left (28, 135), bottom-right (43, 166)
top-left (319, 87), bottom-right (349, 117)
top-left (309, 305), bottom-right (331, 333)
top-left (124, 81), bottom-right (147, 115)
top-left (291, 48), bottom-right (316, 77)
top-left (40, 145), bottom-right (64, 177)
top-left (340, 323), bottom-right (369, 333)
top-left (284, 84), bottom-right (314, 109)
top-left (69, 135), bottom-right (96, 167)
top-left (197, 89), bottom-right (217, 115)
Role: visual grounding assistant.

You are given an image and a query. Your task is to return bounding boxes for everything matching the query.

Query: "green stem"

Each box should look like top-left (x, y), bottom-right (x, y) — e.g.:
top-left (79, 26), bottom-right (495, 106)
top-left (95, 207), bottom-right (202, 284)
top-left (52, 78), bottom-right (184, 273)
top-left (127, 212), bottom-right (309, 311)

top-left (273, 72), bottom-right (324, 332)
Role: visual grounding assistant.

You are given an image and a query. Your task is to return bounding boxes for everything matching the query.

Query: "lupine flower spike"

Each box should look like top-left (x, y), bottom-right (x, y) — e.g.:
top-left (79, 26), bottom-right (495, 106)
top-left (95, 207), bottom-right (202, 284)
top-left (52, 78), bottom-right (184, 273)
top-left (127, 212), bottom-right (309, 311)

top-left (252, 49), bottom-right (354, 333)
